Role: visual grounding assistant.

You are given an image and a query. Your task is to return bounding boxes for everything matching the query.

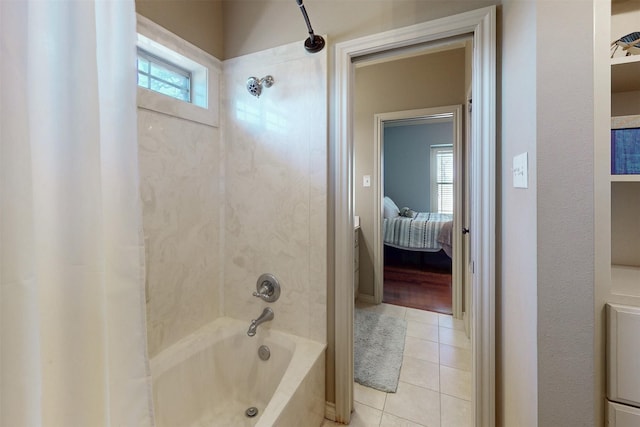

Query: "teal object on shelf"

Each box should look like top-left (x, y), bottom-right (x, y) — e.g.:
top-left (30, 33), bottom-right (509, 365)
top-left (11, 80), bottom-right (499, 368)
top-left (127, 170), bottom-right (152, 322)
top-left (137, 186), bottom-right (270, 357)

top-left (612, 128), bottom-right (640, 174)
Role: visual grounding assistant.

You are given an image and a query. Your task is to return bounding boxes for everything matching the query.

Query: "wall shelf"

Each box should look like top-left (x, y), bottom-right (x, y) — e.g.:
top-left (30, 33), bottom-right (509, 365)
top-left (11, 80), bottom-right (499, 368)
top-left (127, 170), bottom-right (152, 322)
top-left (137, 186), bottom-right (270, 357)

top-left (612, 265), bottom-right (640, 297)
top-left (611, 56), bottom-right (640, 93)
top-left (608, 6), bottom-right (640, 301)
top-left (611, 175), bottom-right (640, 182)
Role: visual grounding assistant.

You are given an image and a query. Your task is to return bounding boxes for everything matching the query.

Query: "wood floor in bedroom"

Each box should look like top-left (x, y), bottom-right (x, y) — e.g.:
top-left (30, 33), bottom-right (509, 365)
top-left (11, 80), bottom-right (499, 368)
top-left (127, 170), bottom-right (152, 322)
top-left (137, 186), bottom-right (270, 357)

top-left (382, 264), bottom-right (452, 315)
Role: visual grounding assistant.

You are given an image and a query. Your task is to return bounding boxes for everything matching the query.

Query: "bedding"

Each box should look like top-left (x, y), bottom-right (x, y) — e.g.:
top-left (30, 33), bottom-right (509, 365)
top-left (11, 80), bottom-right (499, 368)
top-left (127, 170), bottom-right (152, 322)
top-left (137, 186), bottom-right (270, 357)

top-left (383, 196), bottom-right (400, 218)
top-left (383, 211), bottom-right (453, 255)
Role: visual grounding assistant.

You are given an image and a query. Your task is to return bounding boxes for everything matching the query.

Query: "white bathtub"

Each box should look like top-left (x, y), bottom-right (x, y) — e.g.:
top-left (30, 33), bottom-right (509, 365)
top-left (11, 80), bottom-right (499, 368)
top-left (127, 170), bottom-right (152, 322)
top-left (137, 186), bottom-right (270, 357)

top-left (150, 317), bottom-right (326, 427)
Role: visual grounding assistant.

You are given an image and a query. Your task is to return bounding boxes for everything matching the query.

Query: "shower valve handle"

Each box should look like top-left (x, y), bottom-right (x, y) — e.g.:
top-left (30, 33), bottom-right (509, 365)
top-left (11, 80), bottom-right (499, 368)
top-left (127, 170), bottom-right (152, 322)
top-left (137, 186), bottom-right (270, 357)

top-left (252, 273), bottom-right (281, 303)
top-left (253, 282), bottom-right (273, 298)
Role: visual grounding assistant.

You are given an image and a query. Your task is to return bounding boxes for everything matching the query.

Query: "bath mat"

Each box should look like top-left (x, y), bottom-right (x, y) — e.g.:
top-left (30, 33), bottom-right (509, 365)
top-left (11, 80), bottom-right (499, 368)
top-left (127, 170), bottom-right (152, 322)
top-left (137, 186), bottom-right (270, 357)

top-left (354, 308), bottom-right (407, 393)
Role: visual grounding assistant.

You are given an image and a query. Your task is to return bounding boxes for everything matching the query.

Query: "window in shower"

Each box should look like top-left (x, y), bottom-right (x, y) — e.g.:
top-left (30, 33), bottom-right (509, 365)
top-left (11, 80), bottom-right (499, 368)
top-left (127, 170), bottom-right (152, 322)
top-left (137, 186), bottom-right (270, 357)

top-left (135, 34), bottom-right (208, 108)
top-left (136, 16), bottom-right (220, 127)
top-left (137, 48), bottom-right (191, 103)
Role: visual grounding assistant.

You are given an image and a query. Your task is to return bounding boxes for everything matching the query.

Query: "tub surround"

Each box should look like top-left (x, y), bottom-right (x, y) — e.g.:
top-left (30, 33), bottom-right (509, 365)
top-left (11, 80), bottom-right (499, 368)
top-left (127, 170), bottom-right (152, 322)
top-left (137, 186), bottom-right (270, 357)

top-left (137, 15), bottom-right (223, 358)
top-left (138, 20), bottom-right (329, 424)
top-left (138, 109), bottom-right (222, 358)
top-left (222, 40), bottom-right (328, 344)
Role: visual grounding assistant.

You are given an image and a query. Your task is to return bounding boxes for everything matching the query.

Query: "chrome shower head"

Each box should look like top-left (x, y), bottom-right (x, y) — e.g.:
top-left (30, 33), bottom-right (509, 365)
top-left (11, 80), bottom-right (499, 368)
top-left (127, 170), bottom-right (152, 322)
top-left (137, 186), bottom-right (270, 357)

top-left (246, 75), bottom-right (274, 98)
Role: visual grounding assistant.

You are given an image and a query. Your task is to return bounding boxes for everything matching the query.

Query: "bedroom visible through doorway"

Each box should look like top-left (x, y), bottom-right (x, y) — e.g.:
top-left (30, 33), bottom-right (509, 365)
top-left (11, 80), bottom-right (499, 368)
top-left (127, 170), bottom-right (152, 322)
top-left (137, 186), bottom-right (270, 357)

top-left (353, 99), bottom-right (465, 321)
top-left (352, 43), bottom-right (468, 321)
top-left (379, 114), bottom-right (459, 315)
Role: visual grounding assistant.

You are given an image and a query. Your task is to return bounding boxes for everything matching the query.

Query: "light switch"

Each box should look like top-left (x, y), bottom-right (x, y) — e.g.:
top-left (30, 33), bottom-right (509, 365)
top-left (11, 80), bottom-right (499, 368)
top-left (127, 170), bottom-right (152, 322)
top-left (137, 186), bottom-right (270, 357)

top-left (513, 152), bottom-right (528, 189)
top-left (363, 175), bottom-right (371, 187)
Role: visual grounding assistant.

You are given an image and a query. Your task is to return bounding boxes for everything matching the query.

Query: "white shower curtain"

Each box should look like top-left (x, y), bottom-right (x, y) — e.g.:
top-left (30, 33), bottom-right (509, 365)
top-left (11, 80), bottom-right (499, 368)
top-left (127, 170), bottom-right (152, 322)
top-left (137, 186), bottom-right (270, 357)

top-left (0, 1), bottom-right (154, 425)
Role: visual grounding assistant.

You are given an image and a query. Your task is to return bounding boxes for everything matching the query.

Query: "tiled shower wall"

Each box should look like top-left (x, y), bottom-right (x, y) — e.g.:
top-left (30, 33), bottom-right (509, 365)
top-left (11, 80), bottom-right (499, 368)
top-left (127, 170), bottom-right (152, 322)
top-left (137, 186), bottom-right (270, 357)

top-left (138, 32), bottom-right (328, 358)
top-left (138, 109), bottom-right (222, 358)
top-left (222, 41), bottom-right (328, 343)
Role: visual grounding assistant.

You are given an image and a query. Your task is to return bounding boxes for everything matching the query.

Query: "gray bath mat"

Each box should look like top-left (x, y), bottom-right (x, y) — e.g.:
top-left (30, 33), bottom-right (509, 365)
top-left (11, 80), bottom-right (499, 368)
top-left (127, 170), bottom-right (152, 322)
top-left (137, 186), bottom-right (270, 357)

top-left (354, 308), bottom-right (407, 393)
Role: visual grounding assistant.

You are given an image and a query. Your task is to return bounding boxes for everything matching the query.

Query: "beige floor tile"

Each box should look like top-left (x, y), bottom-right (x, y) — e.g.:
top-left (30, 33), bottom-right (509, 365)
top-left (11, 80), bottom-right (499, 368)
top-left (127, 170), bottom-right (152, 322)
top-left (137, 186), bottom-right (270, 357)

top-left (439, 344), bottom-right (471, 372)
top-left (399, 356), bottom-right (440, 391)
top-left (384, 382), bottom-right (441, 427)
top-left (404, 336), bottom-right (439, 363)
top-left (438, 327), bottom-right (470, 350)
top-left (440, 365), bottom-right (472, 401)
top-left (438, 314), bottom-right (466, 331)
top-left (406, 320), bottom-right (439, 342)
top-left (321, 418), bottom-right (344, 427)
top-left (352, 303), bottom-right (475, 427)
top-left (354, 381), bottom-right (387, 410)
top-left (380, 412), bottom-right (428, 427)
top-left (406, 308), bottom-right (440, 325)
top-left (350, 401), bottom-right (383, 427)
top-left (440, 394), bottom-right (472, 427)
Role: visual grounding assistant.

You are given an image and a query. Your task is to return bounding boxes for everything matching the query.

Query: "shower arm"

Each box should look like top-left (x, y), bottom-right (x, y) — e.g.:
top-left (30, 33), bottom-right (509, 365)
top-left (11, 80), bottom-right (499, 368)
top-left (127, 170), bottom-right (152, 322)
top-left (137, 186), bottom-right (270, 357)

top-left (296, 0), bottom-right (315, 41)
top-left (295, 0), bottom-right (325, 53)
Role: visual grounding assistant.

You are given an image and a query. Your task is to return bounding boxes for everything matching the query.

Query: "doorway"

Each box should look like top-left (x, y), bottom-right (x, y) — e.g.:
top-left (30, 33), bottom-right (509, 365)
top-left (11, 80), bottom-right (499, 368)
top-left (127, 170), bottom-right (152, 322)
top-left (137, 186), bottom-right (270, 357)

top-left (332, 6), bottom-right (496, 426)
top-left (367, 106), bottom-right (464, 319)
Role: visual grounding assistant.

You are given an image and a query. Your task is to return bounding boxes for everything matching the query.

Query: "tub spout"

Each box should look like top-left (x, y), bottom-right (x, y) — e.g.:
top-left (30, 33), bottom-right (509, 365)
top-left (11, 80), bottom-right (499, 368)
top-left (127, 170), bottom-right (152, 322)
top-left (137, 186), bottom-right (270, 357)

top-left (247, 307), bottom-right (274, 337)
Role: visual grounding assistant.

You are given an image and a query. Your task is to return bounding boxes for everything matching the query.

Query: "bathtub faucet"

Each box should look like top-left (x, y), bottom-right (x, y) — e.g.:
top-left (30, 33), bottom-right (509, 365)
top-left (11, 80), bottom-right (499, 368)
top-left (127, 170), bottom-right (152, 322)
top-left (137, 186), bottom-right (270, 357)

top-left (247, 307), bottom-right (274, 337)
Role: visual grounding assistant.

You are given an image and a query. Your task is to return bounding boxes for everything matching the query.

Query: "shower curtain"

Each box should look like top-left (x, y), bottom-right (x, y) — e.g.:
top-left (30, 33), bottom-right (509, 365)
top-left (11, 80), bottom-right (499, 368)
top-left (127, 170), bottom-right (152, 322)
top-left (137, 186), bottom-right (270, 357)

top-left (0, 1), bottom-right (154, 425)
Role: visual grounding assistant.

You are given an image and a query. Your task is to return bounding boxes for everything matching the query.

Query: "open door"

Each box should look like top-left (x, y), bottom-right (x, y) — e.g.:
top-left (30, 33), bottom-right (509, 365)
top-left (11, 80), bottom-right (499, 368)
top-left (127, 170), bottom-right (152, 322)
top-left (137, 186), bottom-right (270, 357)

top-left (463, 91), bottom-right (472, 337)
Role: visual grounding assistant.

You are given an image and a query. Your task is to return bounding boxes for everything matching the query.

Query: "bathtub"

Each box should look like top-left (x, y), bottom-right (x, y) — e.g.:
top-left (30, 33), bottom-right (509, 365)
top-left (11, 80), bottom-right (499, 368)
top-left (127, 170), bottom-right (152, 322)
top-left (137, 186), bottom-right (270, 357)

top-left (150, 316), bottom-right (326, 427)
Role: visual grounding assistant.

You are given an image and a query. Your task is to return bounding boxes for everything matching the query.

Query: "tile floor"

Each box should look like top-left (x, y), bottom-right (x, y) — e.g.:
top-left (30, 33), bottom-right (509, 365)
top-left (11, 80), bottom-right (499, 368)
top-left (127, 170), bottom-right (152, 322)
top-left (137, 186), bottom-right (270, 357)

top-left (322, 302), bottom-right (472, 427)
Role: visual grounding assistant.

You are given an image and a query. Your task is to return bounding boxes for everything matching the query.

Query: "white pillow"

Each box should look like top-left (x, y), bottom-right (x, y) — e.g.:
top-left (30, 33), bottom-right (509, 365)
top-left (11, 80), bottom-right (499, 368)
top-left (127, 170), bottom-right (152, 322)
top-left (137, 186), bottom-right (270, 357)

top-left (383, 196), bottom-right (400, 218)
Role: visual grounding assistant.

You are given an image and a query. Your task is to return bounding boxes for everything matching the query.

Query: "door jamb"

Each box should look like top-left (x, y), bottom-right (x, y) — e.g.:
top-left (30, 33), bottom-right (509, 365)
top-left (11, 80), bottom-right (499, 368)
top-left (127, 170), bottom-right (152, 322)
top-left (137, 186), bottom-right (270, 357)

top-left (332, 6), bottom-right (496, 426)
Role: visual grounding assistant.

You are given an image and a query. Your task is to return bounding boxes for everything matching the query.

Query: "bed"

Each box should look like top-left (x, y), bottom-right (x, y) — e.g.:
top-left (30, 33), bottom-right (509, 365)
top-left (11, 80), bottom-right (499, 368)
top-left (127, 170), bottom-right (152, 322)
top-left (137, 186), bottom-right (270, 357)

top-left (383, 196), bottom-right (453, 257)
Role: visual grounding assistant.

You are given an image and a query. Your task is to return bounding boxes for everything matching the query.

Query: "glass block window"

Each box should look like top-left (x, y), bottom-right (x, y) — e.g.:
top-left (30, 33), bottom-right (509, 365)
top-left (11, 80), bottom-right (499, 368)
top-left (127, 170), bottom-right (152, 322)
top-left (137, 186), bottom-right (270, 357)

top-left (137, 48), bottom-right (191, 103)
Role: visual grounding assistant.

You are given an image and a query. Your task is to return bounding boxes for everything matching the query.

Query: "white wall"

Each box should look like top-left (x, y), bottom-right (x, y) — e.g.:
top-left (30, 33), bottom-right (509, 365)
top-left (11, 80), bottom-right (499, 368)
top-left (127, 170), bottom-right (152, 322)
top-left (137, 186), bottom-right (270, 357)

top-left (221, 42), bottom-right (328, 344)
top-left (498, 1), bottom-right (538, 425)
top-left (536, 1), bottom-right (595, 425)
top-left (500, 1), bottom-right (597, 425)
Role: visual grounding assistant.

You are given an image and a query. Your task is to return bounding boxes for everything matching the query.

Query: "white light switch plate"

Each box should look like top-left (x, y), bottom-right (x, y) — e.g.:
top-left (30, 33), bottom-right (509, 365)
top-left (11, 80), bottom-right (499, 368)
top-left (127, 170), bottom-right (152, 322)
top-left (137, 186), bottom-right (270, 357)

top-left (513, 152), bottom-right (528, 188)
top-left (363, 175), bottom-right (371, 187)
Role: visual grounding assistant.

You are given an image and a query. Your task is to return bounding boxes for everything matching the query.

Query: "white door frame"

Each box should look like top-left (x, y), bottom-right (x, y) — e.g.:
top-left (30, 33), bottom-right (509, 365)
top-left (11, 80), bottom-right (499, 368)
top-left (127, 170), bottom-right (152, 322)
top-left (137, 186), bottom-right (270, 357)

top-left (372, 106), bottom-right (463, 322)
top-left (333, 6), bottom-right (496, 425)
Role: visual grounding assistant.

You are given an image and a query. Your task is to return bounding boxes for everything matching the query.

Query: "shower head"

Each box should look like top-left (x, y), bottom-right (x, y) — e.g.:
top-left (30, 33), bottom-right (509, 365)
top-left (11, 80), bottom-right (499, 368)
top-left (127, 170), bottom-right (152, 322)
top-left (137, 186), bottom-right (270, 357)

top-left (246, 75), bottom-right (274, 98)
top-left (295, 0), bottom-right (325, 53)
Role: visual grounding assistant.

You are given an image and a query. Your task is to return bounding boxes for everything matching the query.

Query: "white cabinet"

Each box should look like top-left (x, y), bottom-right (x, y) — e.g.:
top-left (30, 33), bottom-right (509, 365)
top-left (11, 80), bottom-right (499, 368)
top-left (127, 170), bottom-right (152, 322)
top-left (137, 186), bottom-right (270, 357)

top-left (608, 401), bottom-right (640, 427)
top-left (607, 304), bottom-right (640, 407)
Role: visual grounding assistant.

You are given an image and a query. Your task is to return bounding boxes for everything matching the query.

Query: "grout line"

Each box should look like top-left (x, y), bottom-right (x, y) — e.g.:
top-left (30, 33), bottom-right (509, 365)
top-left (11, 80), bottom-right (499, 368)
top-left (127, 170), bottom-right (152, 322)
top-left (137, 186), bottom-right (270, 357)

top-left (439, 352), bottom-right (443, 427)
top-left (369, 303), bottom-right (472, 427)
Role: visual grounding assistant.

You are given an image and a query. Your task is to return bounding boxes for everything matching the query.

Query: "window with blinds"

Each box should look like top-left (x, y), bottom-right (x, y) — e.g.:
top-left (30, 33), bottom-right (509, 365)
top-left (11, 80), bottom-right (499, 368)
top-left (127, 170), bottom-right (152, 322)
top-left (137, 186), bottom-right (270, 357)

top-left (430, 145), bottom-right (454, 214)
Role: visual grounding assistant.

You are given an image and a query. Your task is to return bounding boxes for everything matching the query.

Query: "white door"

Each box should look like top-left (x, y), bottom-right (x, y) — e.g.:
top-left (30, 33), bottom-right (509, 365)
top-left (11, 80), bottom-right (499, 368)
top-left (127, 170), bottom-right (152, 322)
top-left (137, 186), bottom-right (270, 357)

top-left (463, 92), bottom-right (472, 336)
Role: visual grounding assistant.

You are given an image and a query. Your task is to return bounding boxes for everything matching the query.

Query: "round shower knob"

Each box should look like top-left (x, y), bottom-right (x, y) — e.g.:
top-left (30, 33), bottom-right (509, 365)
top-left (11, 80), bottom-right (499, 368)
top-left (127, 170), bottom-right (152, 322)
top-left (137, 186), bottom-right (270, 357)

top-left (253, 273), bottom-right (281, 302)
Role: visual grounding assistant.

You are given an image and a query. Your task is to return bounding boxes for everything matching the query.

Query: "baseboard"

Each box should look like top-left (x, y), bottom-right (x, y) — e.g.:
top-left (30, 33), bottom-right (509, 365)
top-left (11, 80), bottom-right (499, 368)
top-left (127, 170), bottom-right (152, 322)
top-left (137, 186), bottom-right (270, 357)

top-left (357, 294), bottom-right (376, 304)
top-left (463, 311), bottom-right (470, 338)
top-left (325, 401), bottom-right (336, 422)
